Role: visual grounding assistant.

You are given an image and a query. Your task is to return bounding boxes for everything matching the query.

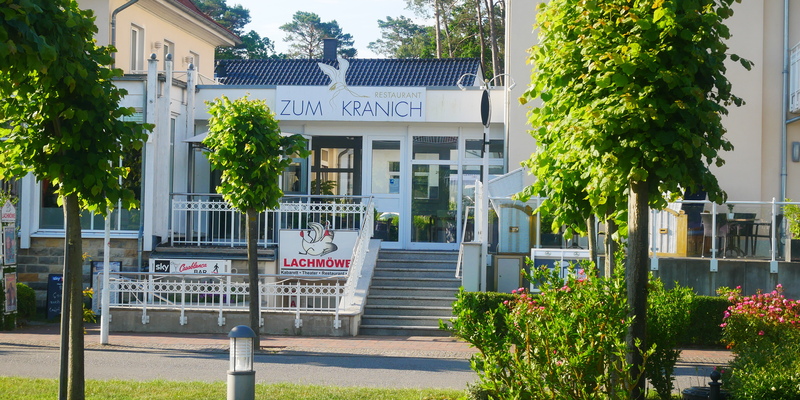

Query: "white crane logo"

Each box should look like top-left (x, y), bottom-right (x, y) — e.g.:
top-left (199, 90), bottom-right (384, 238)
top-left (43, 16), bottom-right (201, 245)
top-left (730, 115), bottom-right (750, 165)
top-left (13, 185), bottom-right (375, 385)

top-left (317, 56), bottom-right (367, 106)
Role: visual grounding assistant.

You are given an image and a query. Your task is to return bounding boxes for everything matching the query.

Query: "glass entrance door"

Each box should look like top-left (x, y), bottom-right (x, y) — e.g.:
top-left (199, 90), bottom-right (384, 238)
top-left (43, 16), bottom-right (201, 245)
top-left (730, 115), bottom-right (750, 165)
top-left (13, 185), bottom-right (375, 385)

top-left (409, 136), bottom-right (459, 250)
top-left (368, 139), bottom-right (404, 248)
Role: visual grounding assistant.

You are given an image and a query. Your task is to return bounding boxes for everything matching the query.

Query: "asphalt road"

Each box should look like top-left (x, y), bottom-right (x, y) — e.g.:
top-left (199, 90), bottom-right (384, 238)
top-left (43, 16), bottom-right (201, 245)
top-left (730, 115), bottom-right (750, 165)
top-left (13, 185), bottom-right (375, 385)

top-left (0, 343), bottom-right (477, 389)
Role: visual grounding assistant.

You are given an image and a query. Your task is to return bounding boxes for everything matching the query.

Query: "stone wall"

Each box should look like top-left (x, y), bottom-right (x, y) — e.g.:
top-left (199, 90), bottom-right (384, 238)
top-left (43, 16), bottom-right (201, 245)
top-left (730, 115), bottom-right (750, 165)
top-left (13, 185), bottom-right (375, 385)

top-left (16, 237), bottom-right (141, 308)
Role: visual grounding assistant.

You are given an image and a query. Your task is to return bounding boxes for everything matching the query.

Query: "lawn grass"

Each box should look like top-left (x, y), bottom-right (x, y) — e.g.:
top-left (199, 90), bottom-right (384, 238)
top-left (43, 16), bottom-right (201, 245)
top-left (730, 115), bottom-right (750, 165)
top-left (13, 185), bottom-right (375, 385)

top-left (0, 377), bottom-right (465, 400)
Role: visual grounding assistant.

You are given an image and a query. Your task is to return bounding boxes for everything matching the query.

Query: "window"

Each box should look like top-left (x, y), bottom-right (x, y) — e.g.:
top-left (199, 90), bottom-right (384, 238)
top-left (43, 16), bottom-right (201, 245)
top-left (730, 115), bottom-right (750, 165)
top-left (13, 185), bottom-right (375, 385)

top-left (189, 51), bottom-right (199, 72)
top-left (163, 40), bottom-right (174, 70)
top-left (38, 150), bottom-right (142, 231)
top-left (311, 136), bottom-right (361, 196)
top-left (130, 25), bottom-right (144, 72)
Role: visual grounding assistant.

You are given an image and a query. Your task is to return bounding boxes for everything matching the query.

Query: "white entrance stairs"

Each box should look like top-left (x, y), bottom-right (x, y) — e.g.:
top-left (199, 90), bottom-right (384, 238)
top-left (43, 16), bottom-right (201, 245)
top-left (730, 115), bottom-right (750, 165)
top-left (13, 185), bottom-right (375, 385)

top-left (359, 250), bottom-right (461, 336)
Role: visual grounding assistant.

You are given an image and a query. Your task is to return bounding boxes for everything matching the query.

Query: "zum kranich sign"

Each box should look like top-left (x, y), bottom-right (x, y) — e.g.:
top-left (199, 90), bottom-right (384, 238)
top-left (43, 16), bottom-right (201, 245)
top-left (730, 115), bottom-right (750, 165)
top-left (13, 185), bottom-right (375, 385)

top-left (275, 57), bottom-right (426, 122)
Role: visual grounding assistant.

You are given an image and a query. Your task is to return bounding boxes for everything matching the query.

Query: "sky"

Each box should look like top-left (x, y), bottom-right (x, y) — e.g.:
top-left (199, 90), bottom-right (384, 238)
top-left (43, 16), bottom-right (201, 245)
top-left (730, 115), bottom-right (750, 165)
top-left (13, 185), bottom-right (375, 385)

top-left (230, 0), bottom-right (427, 58)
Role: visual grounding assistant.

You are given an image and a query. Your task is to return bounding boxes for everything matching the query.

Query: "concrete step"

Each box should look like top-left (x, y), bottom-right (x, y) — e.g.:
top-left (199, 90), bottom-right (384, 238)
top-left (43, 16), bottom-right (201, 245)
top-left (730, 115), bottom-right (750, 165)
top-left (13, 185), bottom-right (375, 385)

top-left (360, 314), bottom-right (452, 327)
top-left (375, 259), bottom-right (458, 270)
top-left (358, 324), bottom-right (452, 337)
top-left (365, 295), bottom-right (455, 307)
top-left (370, 277), bottom-right (462, 289)
top-left (364, 304), bottom-right (454, 317)
top-left (373, 268), bottom-right (457, 279)
top-left (377, 250), bottom-right (459, 262)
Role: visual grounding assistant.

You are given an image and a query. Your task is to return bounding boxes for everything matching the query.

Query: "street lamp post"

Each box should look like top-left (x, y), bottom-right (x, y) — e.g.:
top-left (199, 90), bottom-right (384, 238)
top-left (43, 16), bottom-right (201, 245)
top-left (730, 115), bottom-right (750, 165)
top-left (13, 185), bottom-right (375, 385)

top-left (227, 325), bottom-right (256, 400)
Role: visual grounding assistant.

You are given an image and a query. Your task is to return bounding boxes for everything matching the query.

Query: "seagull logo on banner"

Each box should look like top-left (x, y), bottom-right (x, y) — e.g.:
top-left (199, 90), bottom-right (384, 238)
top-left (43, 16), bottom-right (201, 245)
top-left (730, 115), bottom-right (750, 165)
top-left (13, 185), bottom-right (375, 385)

top-left (299, 221), bottom-right (338, 256)
top-left (317, 56), bottom-right (367, 106)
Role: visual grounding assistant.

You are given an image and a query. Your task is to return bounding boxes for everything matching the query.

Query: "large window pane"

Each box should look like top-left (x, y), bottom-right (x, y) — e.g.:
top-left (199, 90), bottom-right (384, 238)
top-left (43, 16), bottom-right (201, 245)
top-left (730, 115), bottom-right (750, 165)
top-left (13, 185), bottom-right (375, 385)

top-left (412, 136), bottom-right (457, 161)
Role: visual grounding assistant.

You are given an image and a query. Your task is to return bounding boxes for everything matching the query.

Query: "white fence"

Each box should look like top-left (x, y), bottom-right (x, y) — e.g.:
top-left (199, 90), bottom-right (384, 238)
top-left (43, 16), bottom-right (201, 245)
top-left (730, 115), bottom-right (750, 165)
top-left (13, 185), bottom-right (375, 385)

top-left (169, 194), bottom-right (370, 247)
top-left (98, 197), bottom-right (375, 330)
top-left (95, 272), bottom-right (349, 329)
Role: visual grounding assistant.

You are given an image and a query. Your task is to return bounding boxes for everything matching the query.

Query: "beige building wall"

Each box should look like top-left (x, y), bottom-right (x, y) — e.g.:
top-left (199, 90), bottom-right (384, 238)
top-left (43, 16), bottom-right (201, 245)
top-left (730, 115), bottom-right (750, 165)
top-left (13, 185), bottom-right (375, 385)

top-left (506, 1), bottom-right (800, 204)
top-left (78, 0), bottom-right (238, 78)
top-left (505, 0), bottom-right (544, 187)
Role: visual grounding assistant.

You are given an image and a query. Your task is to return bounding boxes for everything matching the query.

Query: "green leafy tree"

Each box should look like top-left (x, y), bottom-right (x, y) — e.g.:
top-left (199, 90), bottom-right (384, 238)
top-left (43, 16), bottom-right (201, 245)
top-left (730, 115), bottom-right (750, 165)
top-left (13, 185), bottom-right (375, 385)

top-left (203, 96), bottom-right (309, 349)
top-left (216, 30), bottom-right (283, 60)
top-left (520, 1), bottom-right (750, 398)
top-left (368, 16), bottom-right (434, 58)
top-left (280, 11), bottom-right (356, 59)
top-left (194, 0), bottom-right (281, 60)
top-left (0, 1), bottom-right (150, 398)
top-left (402, 0), bottom-right (504, 78)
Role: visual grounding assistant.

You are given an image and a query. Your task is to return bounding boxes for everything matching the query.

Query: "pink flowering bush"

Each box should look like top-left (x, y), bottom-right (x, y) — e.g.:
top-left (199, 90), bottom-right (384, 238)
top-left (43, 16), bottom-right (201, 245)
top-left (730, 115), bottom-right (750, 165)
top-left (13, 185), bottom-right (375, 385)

top-left (444, 260), bottom-right (694, 400)
top-left (720, 285), bottom-right (800, 400)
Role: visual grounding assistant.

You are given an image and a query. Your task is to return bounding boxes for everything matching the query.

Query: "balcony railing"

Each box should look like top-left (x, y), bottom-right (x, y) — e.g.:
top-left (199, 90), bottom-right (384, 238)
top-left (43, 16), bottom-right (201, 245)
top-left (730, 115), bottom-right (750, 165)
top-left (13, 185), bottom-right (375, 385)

top-left (169, 193), bottom-right (370, 247)
top-left (98, 197), bottom-right (374, 329)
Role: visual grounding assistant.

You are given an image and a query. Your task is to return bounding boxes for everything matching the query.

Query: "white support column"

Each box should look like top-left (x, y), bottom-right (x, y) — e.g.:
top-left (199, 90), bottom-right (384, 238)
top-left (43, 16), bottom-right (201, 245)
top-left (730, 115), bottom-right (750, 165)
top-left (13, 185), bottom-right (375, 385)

top-left (143, 54), bottom-right (158, 253)
top-left (100, 210), bottom-right (111, 344)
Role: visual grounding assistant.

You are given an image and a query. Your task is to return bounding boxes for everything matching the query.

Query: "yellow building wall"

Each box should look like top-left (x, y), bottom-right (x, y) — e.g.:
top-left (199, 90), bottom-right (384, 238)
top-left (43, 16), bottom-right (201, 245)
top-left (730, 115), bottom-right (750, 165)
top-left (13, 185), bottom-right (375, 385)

top-left (78, 0), bottom-right (237, 79)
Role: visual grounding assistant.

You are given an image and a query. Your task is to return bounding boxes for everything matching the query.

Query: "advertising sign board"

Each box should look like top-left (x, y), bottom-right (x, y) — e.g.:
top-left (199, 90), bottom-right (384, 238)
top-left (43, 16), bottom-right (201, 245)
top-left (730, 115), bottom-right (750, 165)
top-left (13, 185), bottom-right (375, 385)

top-left (279, 223), bottom-right (358, 276)
top-left (149, 259), bottom-right (230, 275)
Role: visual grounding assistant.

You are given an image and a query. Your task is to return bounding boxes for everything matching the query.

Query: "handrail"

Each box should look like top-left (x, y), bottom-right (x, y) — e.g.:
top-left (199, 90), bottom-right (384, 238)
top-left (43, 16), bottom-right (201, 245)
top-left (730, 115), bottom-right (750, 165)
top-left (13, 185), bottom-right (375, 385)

top-left (455, 205), bottom-right (474, 278)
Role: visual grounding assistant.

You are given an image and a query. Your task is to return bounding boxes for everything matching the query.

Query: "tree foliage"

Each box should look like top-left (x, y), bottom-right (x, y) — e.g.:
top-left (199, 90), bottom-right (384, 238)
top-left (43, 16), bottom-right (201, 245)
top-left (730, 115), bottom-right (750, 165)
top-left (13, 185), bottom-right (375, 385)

top-left (195, 0), bottom-right (282, 60)
top-left (203, 96), bottom-right (308, 213)
top-left (203, 96), bottom-right (308, 348)
top-left (519, 1), bottom-right (750, 398)
top-left (398, 0), bottom-right (505, 78)
top-left (280, 11), bottom-right (356, 59)
top-left (368, 16), bottom-right (434, 58)
top-left (0, 1), bottom-right (151, 398)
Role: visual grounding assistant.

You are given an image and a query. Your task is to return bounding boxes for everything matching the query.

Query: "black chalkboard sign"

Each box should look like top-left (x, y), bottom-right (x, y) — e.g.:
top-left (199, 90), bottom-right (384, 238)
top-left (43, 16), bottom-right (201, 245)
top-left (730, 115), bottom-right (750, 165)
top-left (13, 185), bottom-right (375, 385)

top-left (46, 274), bottom-right (63, 320)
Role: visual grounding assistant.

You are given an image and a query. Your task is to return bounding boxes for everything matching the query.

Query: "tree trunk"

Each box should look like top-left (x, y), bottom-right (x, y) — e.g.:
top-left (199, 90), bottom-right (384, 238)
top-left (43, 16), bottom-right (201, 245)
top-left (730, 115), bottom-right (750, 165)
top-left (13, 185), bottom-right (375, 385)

top-left (434, 0), bottom-right (442, 58)
top-left (626, 180), bottom-right (649, 400)
top-left (484, 0), bottom-right (502, 81)
top-left (246, 208), bottom-right (261, 350)
top-left (475, 0), bottom-right (487, 78)
top-left (64, 192), bottom-right (84, 400)
top-left (587, 215), bottom-right (597, 266)
top-left (605, 208), bottom-right (619, 277)
top-left (439, 1), bottom-right (453, 57)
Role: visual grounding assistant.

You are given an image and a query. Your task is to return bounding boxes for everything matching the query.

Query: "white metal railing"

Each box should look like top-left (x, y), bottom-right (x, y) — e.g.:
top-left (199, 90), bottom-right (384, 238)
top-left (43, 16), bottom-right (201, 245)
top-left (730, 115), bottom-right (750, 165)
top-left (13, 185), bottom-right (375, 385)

top-left (169, 194), bottom-right (370, 247)
top-left (455, 205), bottom-right (474, 278)
top-left (98, 196), bottom-right (376, 329)
top-left (648, 199), bottom-right (792, 271)
top-left (339, 198), bottom-right (373, 315)
top-left (95, 272), bottom-right (347, 328)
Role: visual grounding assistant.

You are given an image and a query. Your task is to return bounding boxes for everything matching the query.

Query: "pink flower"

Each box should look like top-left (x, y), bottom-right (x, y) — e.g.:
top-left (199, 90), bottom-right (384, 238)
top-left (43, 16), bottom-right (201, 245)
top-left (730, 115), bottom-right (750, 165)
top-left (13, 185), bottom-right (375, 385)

top-left (511, 289), bottom-right (517, 294)
top-left (758, 330), bottom-right (765, 336)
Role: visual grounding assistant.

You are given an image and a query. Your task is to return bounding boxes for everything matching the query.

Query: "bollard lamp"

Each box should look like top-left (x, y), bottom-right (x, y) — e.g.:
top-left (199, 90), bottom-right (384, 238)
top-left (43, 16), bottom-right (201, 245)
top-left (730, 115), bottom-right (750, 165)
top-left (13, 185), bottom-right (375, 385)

top-left (227, 325), bottom-right (256, 400)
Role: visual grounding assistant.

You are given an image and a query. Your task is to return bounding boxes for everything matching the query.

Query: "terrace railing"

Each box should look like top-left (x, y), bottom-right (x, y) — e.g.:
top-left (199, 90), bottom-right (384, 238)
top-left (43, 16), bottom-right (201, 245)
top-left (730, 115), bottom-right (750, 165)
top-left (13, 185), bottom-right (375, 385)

top-left (169, 194), bottom-right (370, 247)
top-left (94, 272), bottom-right (347, 329)
top-left (99, 195), bottom-right (376, 330)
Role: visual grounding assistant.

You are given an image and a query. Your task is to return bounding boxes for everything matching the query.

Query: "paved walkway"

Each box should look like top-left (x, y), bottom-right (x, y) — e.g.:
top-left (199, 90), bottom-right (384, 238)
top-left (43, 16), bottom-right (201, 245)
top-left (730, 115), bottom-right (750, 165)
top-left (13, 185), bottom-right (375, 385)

top-left (0, 322), bottom-right (733, 392)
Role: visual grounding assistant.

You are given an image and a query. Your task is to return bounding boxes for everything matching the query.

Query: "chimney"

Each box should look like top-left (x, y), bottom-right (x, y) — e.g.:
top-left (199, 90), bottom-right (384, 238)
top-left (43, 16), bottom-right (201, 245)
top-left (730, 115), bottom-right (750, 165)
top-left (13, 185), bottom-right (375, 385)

top-left (323, 38), bottom-right (338, 60)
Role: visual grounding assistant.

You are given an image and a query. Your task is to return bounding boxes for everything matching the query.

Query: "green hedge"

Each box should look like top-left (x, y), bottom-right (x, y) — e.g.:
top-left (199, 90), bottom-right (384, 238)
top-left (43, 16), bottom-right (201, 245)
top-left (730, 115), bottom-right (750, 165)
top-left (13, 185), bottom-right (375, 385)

top-left (16, 283), bottom-right (36, 320)
top-left (449, 291), bottom-right (731, 348)
top-left (682, 295), bottom-right (730, 347)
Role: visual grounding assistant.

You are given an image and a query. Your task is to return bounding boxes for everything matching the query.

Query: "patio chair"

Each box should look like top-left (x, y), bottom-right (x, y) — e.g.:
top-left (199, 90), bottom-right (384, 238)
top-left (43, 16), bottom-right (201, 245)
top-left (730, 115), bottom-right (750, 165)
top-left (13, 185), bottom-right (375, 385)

top-left (701, 213), bottom-right (729, 257)
top-left (732, 212), bottom-right (757, 256)
top-left (752, 214), bottom-right (784, 257)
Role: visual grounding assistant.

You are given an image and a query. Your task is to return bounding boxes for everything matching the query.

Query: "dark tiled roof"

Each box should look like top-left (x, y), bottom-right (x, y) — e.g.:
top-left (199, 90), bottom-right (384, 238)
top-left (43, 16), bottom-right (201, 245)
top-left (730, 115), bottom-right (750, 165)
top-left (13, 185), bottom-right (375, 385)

top-left (215, 58), bottom-right (482, 87)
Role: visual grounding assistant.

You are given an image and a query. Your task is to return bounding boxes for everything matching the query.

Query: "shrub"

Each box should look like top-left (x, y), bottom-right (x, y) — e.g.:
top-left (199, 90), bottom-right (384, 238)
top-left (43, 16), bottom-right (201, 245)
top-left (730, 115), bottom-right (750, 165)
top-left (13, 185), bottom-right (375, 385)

top-left (445, 262), bottom-right (639, 399)
top-left (646, 278), bottom-right (694, 399)
top-left (720, 285), bottom-right (800, 400)
top-left (445, 263), bottom-right (696, 400)
top-left (15, 283), bottom-right (36, 320)
top-left (682, 295), bottom-right (730, 347)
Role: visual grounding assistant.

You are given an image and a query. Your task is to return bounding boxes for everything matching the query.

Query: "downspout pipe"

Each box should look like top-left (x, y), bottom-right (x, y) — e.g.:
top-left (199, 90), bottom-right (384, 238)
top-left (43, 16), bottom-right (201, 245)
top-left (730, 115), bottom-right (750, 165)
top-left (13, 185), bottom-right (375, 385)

top-left (781, 0), bottom-right (789, 203)
top-left (111, 0), bottom-right (140, 68)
